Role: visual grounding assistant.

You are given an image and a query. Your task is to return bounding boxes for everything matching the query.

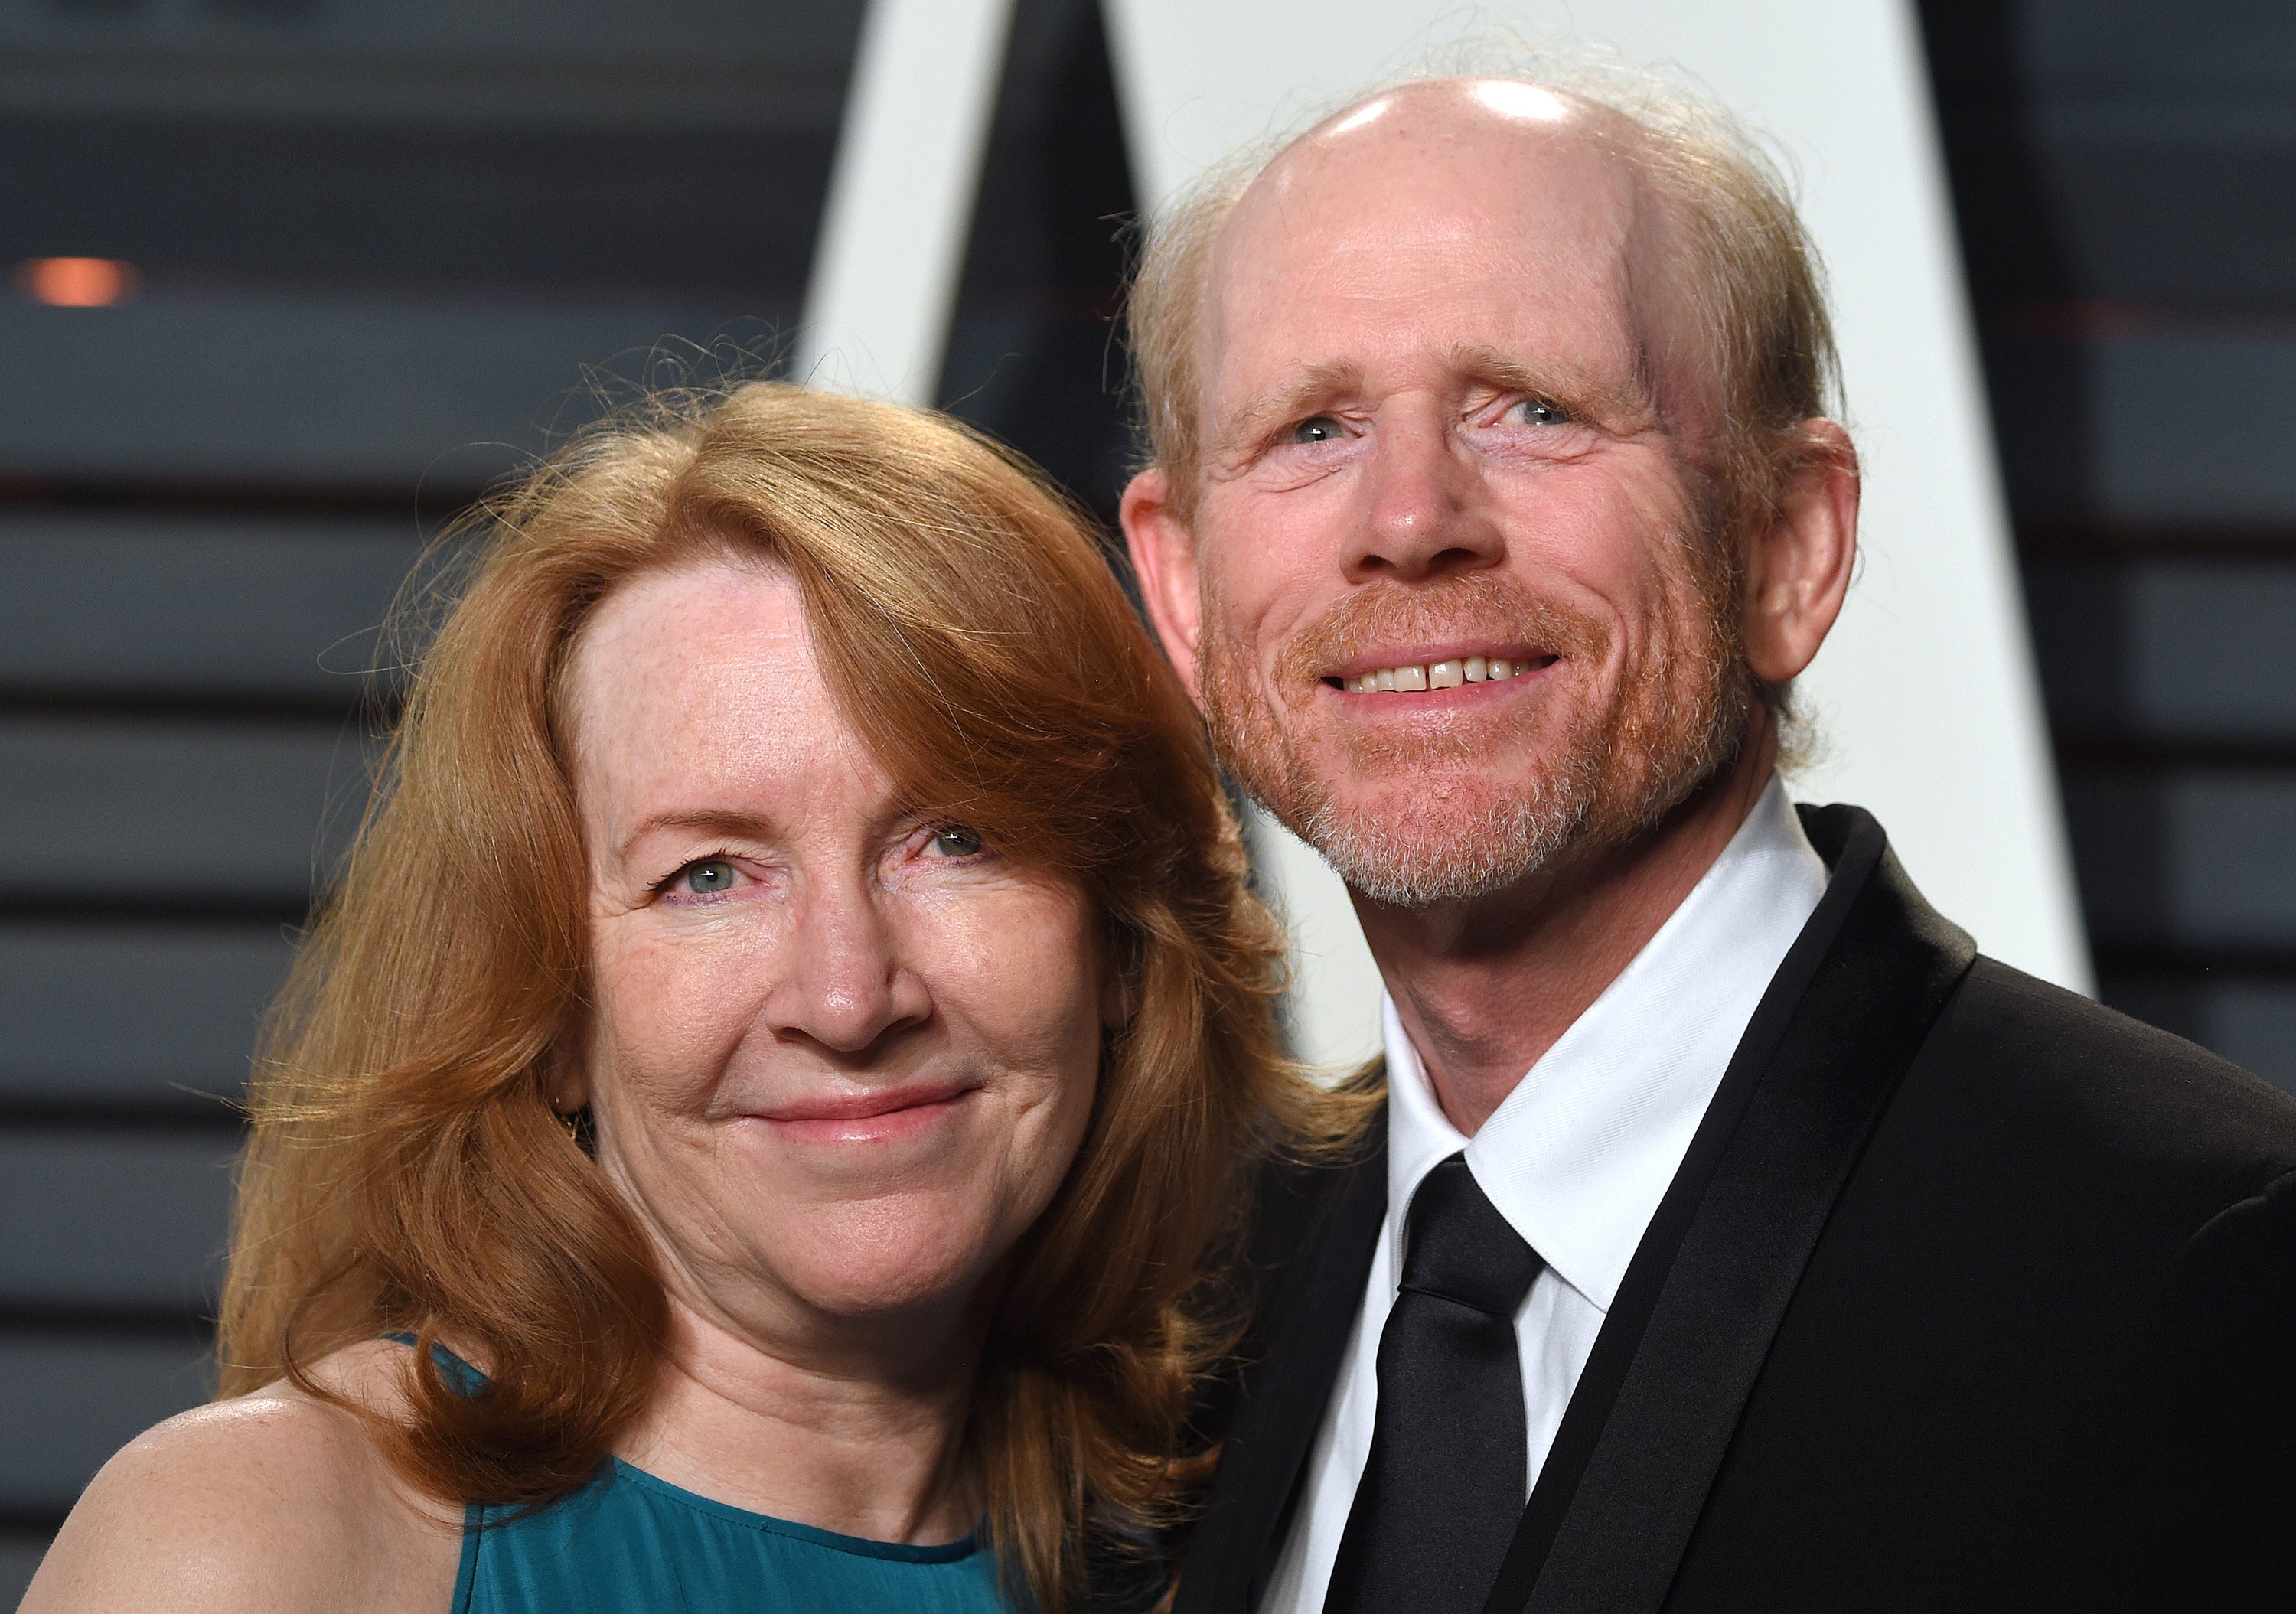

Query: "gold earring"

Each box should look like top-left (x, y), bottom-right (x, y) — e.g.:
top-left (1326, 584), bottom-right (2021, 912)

top-left (556, 1107), bottom-right (582, 1143)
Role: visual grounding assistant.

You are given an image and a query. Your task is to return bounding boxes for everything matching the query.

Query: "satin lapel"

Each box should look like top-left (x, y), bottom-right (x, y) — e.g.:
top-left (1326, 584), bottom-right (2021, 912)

top-left (1175, 1127), bottom-right (1389, 1614)
top-left (1483, 805), bottom-right (1978, 1614)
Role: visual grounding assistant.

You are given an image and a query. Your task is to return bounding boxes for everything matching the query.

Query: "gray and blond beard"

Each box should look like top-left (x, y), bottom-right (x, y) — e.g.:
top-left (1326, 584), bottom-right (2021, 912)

top-left (1197, 572), bottom-right (1750, 910)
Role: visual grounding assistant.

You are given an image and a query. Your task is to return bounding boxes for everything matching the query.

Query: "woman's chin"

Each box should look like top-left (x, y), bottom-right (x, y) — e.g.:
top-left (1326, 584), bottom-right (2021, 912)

top-left (773, 1236), bottom-right (1003, 1325)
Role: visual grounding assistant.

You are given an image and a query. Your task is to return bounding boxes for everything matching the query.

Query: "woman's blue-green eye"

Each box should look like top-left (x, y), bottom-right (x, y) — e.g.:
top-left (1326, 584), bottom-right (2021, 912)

top-left (1291, 416), bottom-right (1343, 445)
top-left (681, 859), bottom-right (736, 894)
top-left (931, 827), bottom-right (985, 859)
top-left (1518, 399), bottom-right (1570, 426)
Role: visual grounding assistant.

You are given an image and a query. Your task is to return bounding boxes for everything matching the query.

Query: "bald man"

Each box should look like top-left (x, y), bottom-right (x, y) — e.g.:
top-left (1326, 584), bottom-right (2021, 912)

top-left (1119, 73), bottom-right (2296, 1614)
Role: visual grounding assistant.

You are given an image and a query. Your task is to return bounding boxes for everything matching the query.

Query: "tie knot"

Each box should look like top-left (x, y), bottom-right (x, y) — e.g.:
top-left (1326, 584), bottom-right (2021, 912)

top-left (1399, 1154), bottom-right (1541, 1318)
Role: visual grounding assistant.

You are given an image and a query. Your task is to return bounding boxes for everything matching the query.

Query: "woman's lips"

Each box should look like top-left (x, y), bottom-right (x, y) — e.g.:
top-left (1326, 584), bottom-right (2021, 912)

top-left (754, 1081), bottom-right (978, 1143)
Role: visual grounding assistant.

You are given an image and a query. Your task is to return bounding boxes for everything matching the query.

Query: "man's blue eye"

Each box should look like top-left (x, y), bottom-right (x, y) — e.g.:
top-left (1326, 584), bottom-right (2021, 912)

top-left (1518, 399), bottom-right (1570, 426)
top-left (1291, 416), bottom-right (1343, 445)
top-left (931, 827), bottom-right (985, 858)
top-left (681, 859), bottom-right (735, 894)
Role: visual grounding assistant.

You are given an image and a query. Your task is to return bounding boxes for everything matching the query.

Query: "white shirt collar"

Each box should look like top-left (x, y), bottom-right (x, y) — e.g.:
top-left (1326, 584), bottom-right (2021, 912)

top-left (1381, 774), bottom-right (1829, 1312)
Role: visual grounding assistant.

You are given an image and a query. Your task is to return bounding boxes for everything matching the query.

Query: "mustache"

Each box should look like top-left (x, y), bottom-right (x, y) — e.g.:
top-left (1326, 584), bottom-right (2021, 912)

top-left (1270, 575), bottom-right (1611, 700)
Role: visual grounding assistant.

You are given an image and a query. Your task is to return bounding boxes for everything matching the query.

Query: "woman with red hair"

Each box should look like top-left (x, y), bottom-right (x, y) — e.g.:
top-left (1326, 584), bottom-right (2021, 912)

top-left (26, 383), bottom-right (1365, 1614)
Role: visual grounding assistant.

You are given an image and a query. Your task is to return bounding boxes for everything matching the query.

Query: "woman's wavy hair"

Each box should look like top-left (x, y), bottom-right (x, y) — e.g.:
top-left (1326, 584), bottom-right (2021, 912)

top-left (217, 380), bottom-right (1367, 1612)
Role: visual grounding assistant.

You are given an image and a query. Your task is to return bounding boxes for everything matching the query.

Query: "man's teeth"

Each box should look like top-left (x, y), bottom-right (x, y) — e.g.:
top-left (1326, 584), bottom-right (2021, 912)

top-left (1345, 655), bottom-right (1527, 694)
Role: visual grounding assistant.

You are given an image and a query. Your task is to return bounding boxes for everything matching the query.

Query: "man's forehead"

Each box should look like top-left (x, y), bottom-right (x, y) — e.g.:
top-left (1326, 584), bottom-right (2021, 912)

top-left (1204, 86), bottom-right (1657, 411)
top-left (1228, 83), bottom-right (1643, 265)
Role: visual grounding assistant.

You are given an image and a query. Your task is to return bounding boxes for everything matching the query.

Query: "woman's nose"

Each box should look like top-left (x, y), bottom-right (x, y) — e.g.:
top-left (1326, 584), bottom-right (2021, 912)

top-left (762, 883), bottom-right (933, 1055)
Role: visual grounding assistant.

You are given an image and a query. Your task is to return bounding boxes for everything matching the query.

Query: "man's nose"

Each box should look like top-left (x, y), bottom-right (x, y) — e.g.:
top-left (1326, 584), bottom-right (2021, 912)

top-left (762, 879), bottom-right (933, 1056)
top-left (1341, 410), bottom-right (1505, 582)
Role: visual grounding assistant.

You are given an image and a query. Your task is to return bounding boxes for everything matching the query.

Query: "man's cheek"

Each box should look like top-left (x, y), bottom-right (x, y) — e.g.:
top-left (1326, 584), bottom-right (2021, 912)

top-left (1201, 594), bottom-right (1286, 696)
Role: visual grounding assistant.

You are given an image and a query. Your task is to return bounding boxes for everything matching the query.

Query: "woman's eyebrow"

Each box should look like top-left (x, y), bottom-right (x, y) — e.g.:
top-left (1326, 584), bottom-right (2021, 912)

top-left (618, 807), bottom-right (778, 859)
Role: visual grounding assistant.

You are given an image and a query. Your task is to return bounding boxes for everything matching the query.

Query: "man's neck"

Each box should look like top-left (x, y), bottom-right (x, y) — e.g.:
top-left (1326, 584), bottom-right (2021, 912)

top-left (1356, 725), bottom-right (1779, 1136)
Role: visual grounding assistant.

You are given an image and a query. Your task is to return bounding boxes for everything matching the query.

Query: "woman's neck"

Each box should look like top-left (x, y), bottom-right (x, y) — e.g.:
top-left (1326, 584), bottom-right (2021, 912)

top-left (615, 1296), bottom-right (984, 1546)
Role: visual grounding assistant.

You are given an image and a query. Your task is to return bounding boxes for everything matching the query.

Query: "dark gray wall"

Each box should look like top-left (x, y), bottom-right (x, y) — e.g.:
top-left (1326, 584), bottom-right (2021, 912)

top-left (1922, 0), bottom-right (2296, 1096)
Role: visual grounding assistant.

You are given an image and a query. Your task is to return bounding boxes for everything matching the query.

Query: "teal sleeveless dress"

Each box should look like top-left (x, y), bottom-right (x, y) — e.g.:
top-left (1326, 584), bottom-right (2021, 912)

top-left (396, 1342), bottom-right (1015, 1613)
top-left (453, 1462), bottom-right (1010, 1613)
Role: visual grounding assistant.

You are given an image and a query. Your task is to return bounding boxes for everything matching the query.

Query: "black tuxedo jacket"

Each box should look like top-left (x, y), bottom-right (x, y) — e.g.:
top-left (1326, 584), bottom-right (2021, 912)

top-left (1172, 805), bottom-right (2296, 1612)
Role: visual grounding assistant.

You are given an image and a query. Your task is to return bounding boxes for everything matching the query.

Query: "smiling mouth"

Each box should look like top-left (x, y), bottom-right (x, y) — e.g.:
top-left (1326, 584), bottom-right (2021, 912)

top-left (1328, 653), bottom-right (1561, 693)
top-left (757, 1081), bottom-right (978, 1141)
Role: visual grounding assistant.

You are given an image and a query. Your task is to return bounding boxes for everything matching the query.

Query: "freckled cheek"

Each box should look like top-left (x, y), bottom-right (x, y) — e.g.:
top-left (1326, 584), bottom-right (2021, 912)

top-left (919, 896), bottom-right (1104, 1107)
top-left (587, 927), bottom-right (772, 1108)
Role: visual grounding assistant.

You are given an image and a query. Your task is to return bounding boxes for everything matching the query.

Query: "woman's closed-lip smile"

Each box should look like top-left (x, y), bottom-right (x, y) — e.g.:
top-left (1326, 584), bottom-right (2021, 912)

top-left (755, 1080), bottom-right (980, 1143)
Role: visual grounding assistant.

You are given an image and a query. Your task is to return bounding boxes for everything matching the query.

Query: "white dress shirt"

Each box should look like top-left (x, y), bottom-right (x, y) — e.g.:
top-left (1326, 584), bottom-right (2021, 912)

top-left (1259, 775), bottom-right (1830, 1614)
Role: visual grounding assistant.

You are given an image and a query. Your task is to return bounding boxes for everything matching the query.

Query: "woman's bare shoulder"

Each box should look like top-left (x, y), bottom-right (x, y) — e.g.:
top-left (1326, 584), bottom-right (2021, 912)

top-left (20, 1341), bottom-right (463, 1614)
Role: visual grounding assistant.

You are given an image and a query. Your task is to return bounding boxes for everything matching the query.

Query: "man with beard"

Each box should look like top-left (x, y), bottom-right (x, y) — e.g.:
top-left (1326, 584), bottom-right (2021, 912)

top-left (1118, 70), bottom-right (2296, 1614)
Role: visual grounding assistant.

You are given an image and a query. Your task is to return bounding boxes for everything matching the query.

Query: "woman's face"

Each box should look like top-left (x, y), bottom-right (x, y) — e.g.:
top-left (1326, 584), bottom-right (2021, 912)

top-left (561, 559), bottom-right (1111, 1351)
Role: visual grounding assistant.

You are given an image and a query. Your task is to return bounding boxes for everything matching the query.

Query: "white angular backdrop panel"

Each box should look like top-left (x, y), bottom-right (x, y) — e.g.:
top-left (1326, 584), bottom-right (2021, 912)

top-left (797, 0), bottom-right (1016, 404)
top-left (1101, 0), bottom-right (2092, 1068)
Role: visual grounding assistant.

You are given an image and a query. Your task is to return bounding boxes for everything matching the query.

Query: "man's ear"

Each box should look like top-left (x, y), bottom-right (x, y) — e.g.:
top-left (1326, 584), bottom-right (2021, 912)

top-left (1743, 419), bottom-right (1858, 685)
top-left (1120, 466), bottom-right (1206, 706)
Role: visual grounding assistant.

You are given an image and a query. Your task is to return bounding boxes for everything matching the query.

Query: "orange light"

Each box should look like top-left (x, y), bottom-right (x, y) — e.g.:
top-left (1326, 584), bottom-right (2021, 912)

top-left (18, 256), bottom-right (139, 308)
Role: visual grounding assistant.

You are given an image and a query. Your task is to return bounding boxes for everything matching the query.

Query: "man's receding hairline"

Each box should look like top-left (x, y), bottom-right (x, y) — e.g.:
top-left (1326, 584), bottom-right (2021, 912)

top-left (1215, 83), bottom-right (1684, 309)
top-left (1126, 45), bottom-right (1842, 533)
top-left (1217, 78), bottom-right (1646, 262)
top-left (1199, 101), bottom-right (1688, 455)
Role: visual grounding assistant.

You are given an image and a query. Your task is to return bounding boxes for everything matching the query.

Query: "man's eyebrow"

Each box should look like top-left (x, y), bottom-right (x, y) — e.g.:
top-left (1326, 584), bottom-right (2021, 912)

top-left (1441, 343), bottom-right (1654, 422)
top-left (618, 807), bottom-right (777, 860)
top-left (1211, 360), bottom-right (1363, 462)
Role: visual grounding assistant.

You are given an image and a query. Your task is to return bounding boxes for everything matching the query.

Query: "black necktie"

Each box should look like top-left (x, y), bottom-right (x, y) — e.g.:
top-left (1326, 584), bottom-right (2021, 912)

top-left (1323, 1153), bottom-right (1543, 1614)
